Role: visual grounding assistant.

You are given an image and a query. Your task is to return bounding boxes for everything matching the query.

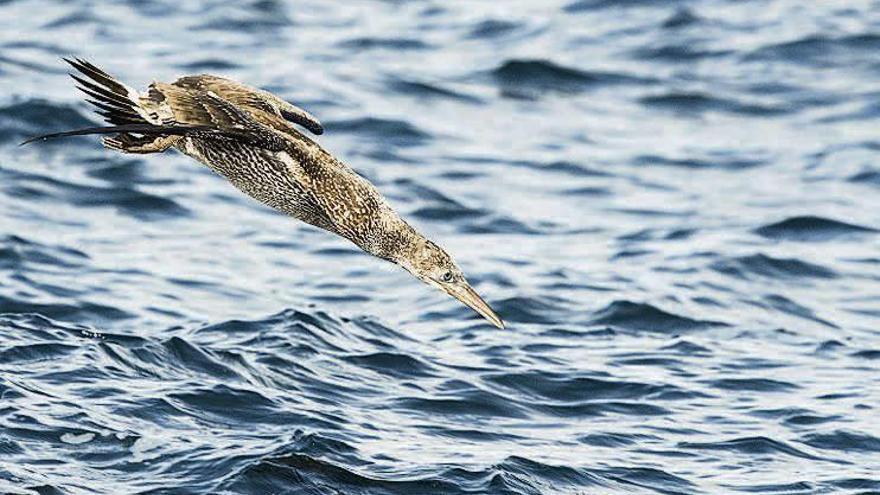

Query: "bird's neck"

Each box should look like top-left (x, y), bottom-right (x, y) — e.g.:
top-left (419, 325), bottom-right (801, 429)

top-left (366, 221), bottom-right (426, 267)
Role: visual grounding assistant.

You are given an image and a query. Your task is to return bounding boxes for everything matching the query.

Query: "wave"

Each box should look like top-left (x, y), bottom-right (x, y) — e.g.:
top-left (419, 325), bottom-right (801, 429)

top-left (226, 452), bottom-right (460, 494)
top-left (0, 342), bottom-right (78, 364)
top-left (754, 216), bottom-right (878, 241)
top-left (168, 384), bottom-right (283, 422)
top-left (459, 215), bottom-right (545, 235)
top-left (633, 154), bottom-right (766, 169)
top-left (486, 296), bottom-right (566, 324)
top-left (746, 34), bottom-right (880, 66)
top-left (711, 254), bottom-right (837, 280)
top-left (326, 117), bottom-right (430, 147)
top-left (7, 170), bottom-right (190, 220)
top-left (192, 2), bottom-right (292, 33)
top-left (800, 430), bottom-right (880, 453)
top-left (400, 184), bottom-right (541, 234)
top-left (466, 19), bottom-right (521, 39)
top-left (564, 0), bottom-right (685, 12)
top-left (490, 58), bottom-right (652, 98)
top-left (578, 432), bottom-right (656, 447)
top-left (342, 351), bottom-right (437, 378)
top-left (0, 234), bottom-right (89, 270)
top-left (849, 168), bottom-right (880, 186)
top-left (851, 349), bottom-right (880, 360)
top-left (487, 371), bottom-right (686, 402)
top-left (706, 378), bottom-right (799, 392)
top-left (44, 9), bottom-right (106, 29)
top-left (631, 44), bottom-right (732, 62)
top-left (678, 436), bottom-right (828, 461)
top-left (639, 91), bottom-right (789, 116)
top-left (597, 465), bottom-right (695, 494)
top-left (662, 8), bottom-right (701, 29)
top-left (661, 340), bottom-right (712, 355)
top-left (224, 449), bottom-right (704, 494)
top-left (387, 78), bottom-right (483, 103)
top-left (338, 37), bottom-right (430, 51)
top-left (589, 300), bottom-right (728, 333)
top-left (0, 294), bottom-right (132, 323)
top-left (395, 388), bottom-right (528, 418)
top-left (176, 58), bottom-right (242, 71)
top-left (0, 99), bottom-right (92, 144)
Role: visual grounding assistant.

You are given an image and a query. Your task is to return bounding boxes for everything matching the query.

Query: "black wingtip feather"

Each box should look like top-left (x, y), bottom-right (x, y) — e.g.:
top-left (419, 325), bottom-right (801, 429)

top-left (21, 124), bottom-right (182, 146)
top-left (65, 57), bottom-right (130, 97)
top-left (20, 123), bottom-right (252, 147)
top-left (70, 73), bottom-right (129, 104)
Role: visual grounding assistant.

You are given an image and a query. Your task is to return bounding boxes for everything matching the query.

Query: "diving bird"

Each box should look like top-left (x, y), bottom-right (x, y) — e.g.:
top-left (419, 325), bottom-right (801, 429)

top-left (24, 58), bottom-right (504, 328)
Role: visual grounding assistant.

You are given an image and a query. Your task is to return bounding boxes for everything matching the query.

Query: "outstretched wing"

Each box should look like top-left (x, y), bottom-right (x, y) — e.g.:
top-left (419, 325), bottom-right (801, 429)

top-left (26, 71), bottom-right (287, 152)
top-left (138, 85), bottom-right (290, 151)
top-left (62, 58), bottom-right (305, 152)
top-left (172, 74), bottom-right (324, 136)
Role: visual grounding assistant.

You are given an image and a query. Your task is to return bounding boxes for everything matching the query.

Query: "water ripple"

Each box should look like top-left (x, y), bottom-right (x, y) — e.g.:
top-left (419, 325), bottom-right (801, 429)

top-left (754, 216), bottom-right (878, 241)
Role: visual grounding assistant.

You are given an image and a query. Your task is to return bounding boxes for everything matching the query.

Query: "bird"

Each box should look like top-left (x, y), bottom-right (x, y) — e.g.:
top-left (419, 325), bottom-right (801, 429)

top-left (23, 58), bottom-right (505, 329)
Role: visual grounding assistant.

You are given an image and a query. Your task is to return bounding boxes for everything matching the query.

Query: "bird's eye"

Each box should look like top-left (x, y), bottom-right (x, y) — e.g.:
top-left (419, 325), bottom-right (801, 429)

top-left (440, 271), bottom-right (454, 283)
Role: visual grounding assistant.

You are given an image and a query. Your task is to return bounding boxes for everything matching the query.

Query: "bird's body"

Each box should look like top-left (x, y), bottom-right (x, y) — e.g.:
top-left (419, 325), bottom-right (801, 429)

top-left (180, 126), bottom-right (420, 262)
top-left (26, 59), bottom-right (504, 328)
top-left (177, 111), bottom-right (397, 257)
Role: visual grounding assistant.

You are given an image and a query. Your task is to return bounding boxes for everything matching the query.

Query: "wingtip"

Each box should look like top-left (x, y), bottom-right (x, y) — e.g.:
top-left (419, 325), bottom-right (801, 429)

top-left (279, 108), bottom-right (324, 136)
top-left (19, 136), bottom-right (42, 146)
top-left (62, 56), bottom-right (81, 69)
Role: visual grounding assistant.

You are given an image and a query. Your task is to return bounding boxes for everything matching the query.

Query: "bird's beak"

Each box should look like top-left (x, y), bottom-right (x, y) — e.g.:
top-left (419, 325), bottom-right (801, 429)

top-left (446, 283), bottom-right (505, 329)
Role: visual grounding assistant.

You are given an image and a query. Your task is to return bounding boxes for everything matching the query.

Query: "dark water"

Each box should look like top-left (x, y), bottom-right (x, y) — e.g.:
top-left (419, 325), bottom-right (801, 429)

top-left (2, 0), bottom-right (880, 493)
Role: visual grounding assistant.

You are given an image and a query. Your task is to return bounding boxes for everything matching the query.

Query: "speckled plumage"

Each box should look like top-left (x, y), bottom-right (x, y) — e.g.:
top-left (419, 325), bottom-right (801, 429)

top-left (28, 58), bottom-right (504, 328)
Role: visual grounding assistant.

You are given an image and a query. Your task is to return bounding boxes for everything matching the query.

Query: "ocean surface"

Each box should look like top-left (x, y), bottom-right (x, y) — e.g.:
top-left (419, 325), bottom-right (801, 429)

top-left (1, 0), bottom-right (880, 493)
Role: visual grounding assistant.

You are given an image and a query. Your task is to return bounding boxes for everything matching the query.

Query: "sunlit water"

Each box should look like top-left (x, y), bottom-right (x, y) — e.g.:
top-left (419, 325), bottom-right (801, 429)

top-left (2, 1), bottom-right (880, 493)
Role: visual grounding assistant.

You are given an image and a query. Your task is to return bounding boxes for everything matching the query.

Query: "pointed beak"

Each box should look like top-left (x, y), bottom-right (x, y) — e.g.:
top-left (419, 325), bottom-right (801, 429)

top-left (446, 283), bottom-right (505, 329)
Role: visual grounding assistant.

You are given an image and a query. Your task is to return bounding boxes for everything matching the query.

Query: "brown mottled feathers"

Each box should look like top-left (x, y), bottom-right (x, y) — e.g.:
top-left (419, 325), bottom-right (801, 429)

top-left (57, 58), bottom-right (414, 257)
top-left (64, 58), bottom-right (322, 138)
top-left (139, 83), bottom-right (286, 150)
top-left (172, 74), bottom-right (324, 135)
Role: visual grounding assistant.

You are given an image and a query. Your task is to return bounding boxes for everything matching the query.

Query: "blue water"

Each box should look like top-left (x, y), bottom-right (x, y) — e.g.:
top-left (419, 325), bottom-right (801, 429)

top-left (2, 0), bottom-right (880, 493)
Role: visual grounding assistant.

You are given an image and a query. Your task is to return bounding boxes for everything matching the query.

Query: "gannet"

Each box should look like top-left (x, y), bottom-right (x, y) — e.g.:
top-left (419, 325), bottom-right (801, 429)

top-left (24, 58), bottom-right (504, 328)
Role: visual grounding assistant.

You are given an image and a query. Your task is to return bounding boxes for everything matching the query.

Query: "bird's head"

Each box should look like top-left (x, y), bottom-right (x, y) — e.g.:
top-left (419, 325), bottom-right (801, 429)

top-left (397, 238), bottom-right (505, 329)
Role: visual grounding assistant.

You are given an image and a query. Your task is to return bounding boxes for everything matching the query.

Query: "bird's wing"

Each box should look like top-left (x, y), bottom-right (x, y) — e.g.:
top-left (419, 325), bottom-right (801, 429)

top-left (171, 74), bottom-right (324, 136)
top-left (25, 78), bottom-right (287, 152)
top-left (63, 59), bottom-right (260, 145)
top-left (144, 83), bottom-right (288, 150)
top-left (63, 58), bottom-right (319, 148)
